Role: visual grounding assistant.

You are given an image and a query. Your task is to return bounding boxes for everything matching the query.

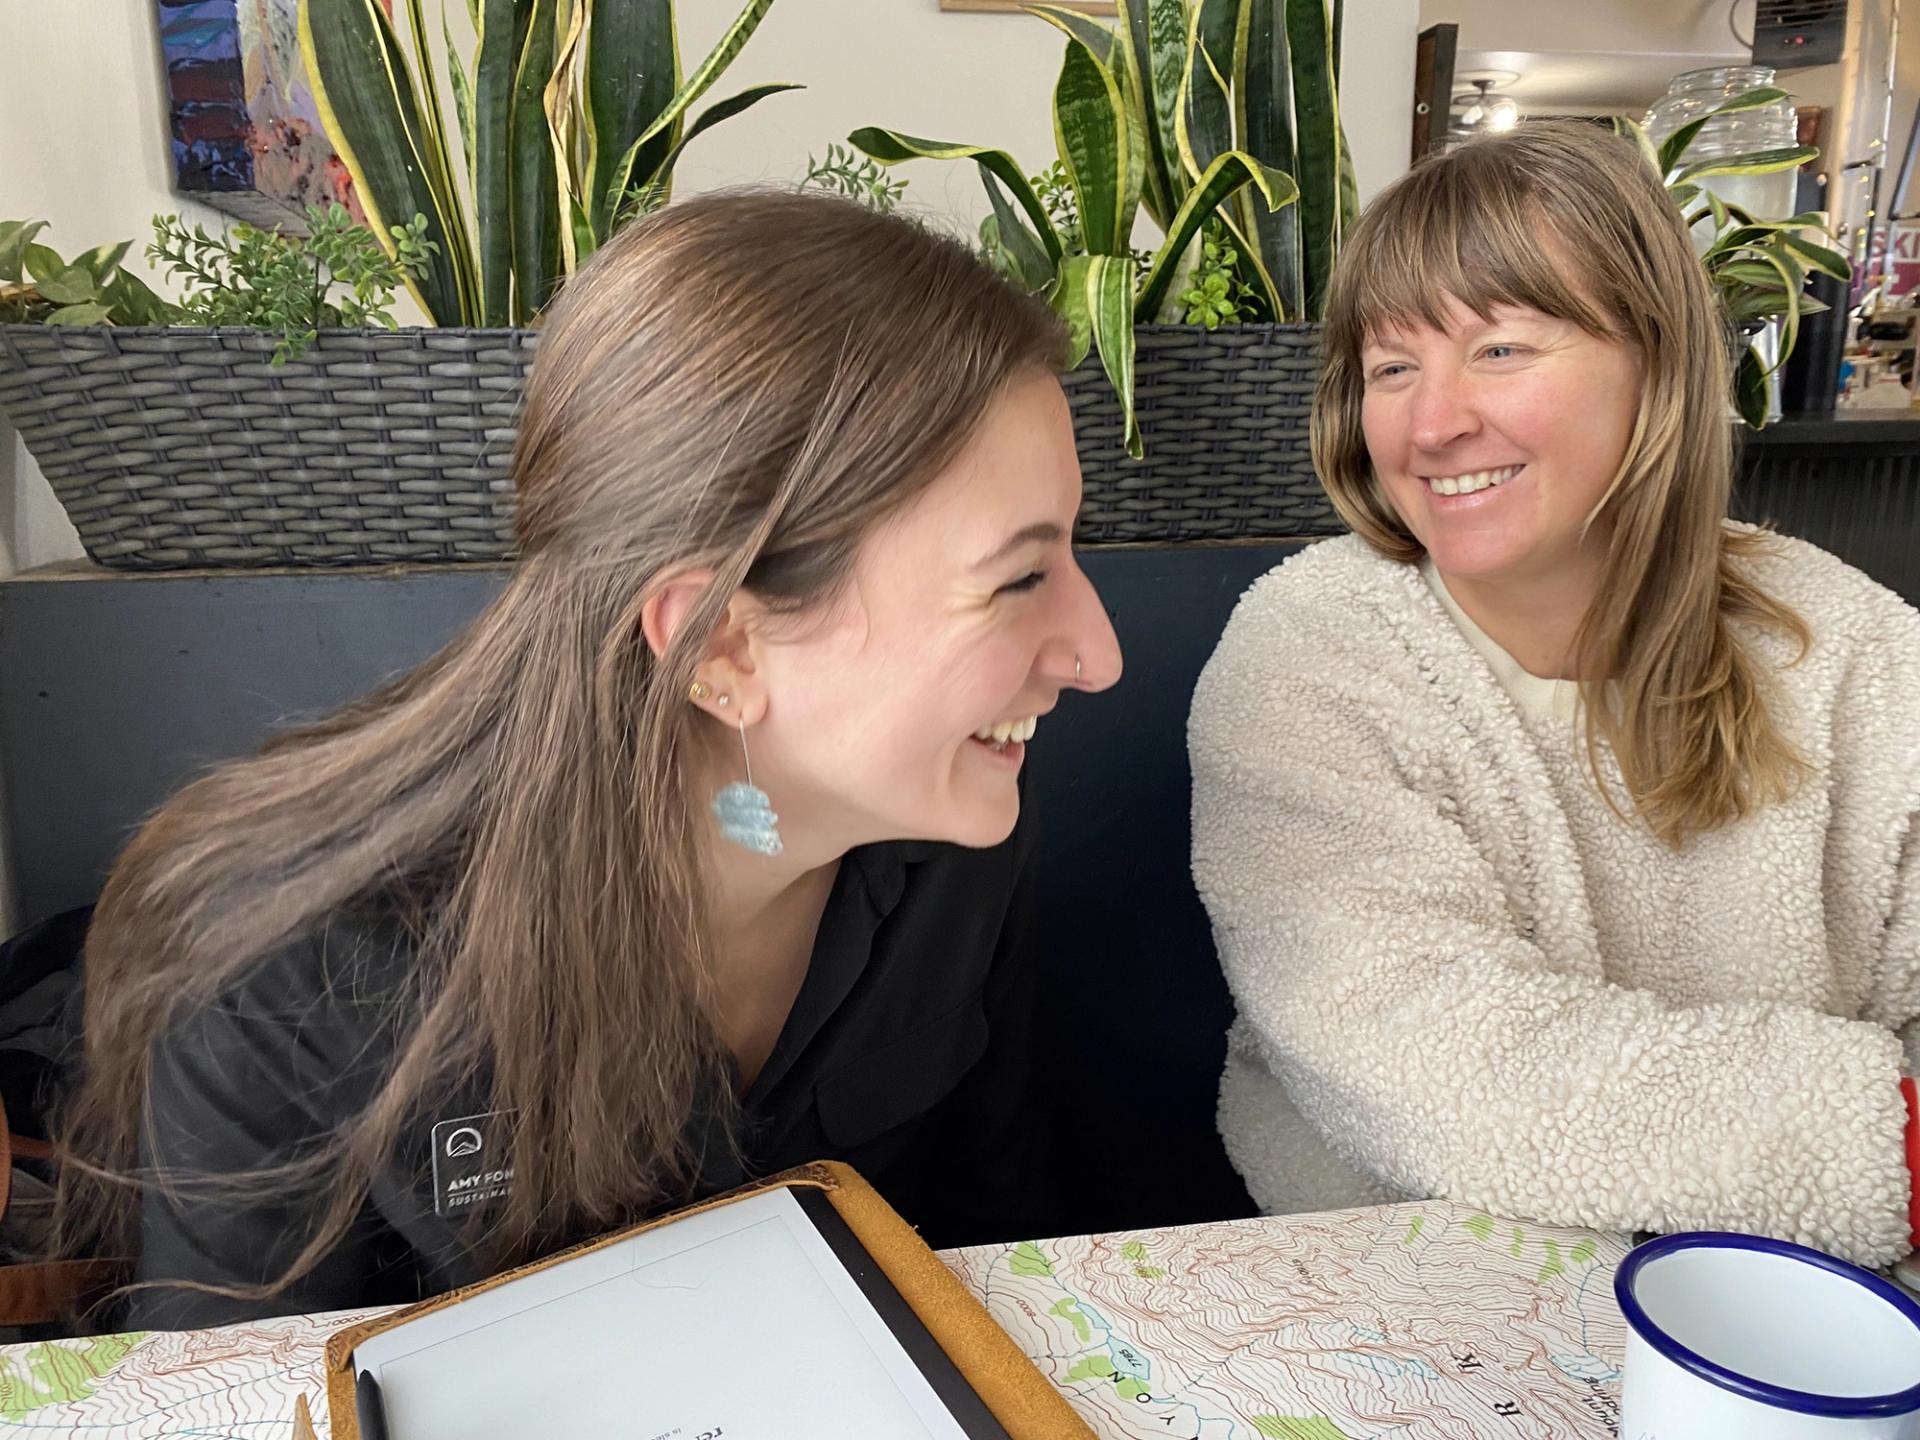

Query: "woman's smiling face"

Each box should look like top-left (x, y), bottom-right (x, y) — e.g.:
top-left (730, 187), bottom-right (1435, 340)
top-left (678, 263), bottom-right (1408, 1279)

top-left (1359, 295), bottom-right (1642, 588)
top-left (745, 368), bottom-right (1123, 851)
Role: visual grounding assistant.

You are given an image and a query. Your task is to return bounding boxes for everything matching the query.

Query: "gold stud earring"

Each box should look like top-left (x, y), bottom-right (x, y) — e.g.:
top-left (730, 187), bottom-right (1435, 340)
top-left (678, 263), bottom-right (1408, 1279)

top-left (689, 681), bottom-right (713, 703)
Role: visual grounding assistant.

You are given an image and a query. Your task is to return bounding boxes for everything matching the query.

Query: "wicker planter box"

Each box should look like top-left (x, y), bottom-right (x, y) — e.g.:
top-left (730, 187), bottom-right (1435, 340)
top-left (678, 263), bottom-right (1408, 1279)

top-left (0, 325), bottom-right (533, 570)
top-left (0, 319), bottom-right (1332, 571)
top-left (1061, 322), bottom-right (1337, 543)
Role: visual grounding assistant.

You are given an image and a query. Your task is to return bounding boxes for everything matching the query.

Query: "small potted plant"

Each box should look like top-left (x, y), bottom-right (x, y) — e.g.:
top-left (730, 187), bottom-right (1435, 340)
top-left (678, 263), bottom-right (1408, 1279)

top-left (1616, 89), bottom-right (1848, 427)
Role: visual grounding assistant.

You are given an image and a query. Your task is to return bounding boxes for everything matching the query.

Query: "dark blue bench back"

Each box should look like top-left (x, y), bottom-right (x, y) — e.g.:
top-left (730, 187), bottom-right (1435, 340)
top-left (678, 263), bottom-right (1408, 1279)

top-left (1028, 543), bottom-right (1301, 1233)
top-left (0, 543), bottom-right (1305, 1237)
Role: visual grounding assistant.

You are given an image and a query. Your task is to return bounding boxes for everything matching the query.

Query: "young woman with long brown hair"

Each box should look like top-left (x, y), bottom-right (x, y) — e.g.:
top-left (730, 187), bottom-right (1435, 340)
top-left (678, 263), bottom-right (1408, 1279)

top-left (1191, 122), bottom-right (1920, 1266)
top-left (58, 191), bottom-right (1122, 1326)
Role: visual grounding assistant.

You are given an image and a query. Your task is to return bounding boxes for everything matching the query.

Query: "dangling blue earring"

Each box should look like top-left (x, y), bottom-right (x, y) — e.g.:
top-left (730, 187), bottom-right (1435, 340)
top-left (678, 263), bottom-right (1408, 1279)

top-left (695, 684), bottom-right (783, 857)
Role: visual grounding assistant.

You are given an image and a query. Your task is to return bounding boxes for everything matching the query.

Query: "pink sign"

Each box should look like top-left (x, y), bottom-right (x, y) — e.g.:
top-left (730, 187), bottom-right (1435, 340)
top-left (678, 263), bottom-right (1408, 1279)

top-left (1890, 220), bottom-right (1920, 299)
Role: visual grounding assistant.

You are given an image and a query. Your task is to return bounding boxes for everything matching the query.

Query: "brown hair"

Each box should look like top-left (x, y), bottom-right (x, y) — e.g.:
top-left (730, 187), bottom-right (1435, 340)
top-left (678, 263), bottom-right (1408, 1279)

top-left (57, 191), bottom-right (1066, 1302)
top-left (1311, 120), bottom-right (1808, 845)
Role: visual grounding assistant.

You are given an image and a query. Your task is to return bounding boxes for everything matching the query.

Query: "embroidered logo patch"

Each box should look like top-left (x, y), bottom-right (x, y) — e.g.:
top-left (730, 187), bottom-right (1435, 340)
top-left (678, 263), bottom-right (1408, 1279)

top-left (430, 1110), bottom-right (516, 1218)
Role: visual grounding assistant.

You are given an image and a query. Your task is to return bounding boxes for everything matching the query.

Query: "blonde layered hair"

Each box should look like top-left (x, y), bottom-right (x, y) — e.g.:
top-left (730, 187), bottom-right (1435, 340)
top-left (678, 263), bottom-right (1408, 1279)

top-left (1311, 121), bottom-right (1809, 846)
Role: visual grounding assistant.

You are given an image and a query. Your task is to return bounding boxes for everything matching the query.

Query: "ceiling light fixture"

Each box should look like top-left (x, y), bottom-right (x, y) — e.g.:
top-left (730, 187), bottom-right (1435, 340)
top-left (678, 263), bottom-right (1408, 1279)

top-left (1455, 78), bottom-right (1521, 134)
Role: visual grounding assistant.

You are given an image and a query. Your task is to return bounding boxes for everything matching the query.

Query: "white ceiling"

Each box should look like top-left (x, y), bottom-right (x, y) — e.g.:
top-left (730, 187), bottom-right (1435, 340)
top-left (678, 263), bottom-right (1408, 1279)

top-left (1423, 0), bottom-right (1756, 116)
top-left (1453, 48), bottom-right (1753, 116)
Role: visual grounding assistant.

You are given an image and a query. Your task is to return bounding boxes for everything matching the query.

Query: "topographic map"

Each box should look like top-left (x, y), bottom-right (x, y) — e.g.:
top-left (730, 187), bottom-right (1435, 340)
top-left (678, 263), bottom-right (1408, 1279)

top-left (0, 1307), bottom-right (389, 1438)
top-left (0, 1201), bottom-right (1628, 1438)
top-left (943, 1200), bottom-right (1630, 1440)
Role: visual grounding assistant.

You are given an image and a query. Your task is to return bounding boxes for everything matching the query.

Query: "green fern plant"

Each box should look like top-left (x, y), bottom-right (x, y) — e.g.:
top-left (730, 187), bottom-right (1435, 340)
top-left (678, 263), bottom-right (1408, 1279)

top-left (800, 144), bottom-right (909, 212)
top-left (149, 204), bottom-right (438, 363)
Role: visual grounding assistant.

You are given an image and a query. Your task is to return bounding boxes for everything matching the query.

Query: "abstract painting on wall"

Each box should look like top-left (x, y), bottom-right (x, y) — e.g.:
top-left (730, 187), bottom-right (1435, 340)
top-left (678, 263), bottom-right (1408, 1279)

top-left (157, 0), bottom-right (366, 229)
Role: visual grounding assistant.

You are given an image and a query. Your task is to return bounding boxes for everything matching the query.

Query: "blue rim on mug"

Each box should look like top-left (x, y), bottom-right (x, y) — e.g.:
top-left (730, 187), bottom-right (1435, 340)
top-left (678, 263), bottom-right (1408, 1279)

top-left (1615, 1232), bottom-right (1920, 1419)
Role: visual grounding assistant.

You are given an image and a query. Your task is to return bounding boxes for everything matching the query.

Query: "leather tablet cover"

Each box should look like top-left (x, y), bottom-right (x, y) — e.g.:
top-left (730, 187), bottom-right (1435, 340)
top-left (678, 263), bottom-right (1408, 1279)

top-left (322, 1160), bottom-right (1092, 1440)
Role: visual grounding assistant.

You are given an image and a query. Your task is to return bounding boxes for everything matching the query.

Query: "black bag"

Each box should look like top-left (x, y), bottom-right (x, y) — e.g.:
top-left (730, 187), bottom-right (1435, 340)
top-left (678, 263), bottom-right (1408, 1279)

top-left (0, 906), bottom-right (122, 1327)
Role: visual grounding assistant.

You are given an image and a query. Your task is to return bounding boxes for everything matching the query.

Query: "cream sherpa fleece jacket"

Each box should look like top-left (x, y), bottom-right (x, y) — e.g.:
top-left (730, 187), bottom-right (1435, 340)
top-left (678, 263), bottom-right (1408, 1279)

top-left (1190, 532), bottom-right (1920, 1265)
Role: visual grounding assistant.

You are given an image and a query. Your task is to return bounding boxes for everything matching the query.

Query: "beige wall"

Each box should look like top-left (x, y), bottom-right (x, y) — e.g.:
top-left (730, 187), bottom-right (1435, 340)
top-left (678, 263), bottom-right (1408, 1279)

top-left (1, 0), bottom-right (221, 579)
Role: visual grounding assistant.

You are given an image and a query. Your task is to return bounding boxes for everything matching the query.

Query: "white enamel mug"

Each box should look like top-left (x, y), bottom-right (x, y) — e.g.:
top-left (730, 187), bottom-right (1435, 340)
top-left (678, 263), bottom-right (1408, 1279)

top-left (1616, 1233), bottom-right (1920, 1440)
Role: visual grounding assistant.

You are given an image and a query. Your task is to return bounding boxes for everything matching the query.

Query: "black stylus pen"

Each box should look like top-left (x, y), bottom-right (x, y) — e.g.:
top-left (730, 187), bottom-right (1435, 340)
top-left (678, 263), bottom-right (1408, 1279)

top-left (356, 1368), bottom-right (393, 1440)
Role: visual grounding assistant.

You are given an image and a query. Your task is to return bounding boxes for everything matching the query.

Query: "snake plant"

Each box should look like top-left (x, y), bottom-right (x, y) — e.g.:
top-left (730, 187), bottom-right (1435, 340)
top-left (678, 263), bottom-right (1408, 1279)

top-left (1616, 87), bottom-right (1849, 429)
top-left (1007, 0), bottom-right (1355, 321)
top-left (852, 0), bottom-right (1350, 457)
top-left (300, 0), bottom-right (797, 326)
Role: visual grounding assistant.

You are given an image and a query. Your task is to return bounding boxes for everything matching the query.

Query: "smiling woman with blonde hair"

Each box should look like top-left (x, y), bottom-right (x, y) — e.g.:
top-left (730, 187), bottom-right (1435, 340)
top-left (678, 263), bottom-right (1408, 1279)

top-left (1191, 121), bottom-right (1920, 1266)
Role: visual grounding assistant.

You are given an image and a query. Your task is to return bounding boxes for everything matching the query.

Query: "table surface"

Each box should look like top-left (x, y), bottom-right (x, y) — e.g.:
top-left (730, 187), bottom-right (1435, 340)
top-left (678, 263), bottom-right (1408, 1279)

top-left (0, 1200), bottom-right (1628, 1440)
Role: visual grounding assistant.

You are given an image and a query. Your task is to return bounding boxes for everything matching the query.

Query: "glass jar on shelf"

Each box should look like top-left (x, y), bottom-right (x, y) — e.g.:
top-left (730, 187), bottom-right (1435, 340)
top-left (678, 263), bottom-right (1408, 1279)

top-left (1644, 66), bottom-right (1801, 226)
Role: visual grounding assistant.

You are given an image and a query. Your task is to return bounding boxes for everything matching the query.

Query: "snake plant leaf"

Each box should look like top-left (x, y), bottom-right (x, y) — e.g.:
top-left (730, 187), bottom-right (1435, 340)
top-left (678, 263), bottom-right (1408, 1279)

top-left (1030, 0), bottom-right (1151, 235)
top-left (1336, 121), bottom-right (1360, 233)
top-left (397, 0), bottom-right (472, 279)
top-left (1054, 32), bottom-right (1135, 256)
top-left (1673, 144), bottom-right (1819, 186)
top-left (1137, 148), bottom-right (1297, 322)
top-left (1238, 0), bottom-right (1300, 319)
top-left (1656, 86), bottom-right (1792, 178)
top-left (1025, 4), bottom-right (1117, 66)
top-left (1176, 0), bottom-right (1234, 185)
top-left (543, 0), bottom-right (591, 274)
top-left (654, 83), bottom-right (804, 183)
top-left (850, 128), bottom-right (1065, 265)
top-left (982, 169), bottom-right (1058, 292)
top-left (1103, 0), bottom-right (1185, 228)
top-left (605, 0), bottom-right (778, 224)
top-left (1283, 0), bottom-right (1340, 317)
top-left (446, 11), bottom-right (476, 180)
top-left (1052, 253), bottom-right (1096, 366)
top-left (586, 0), bottom-right (677, 237)
top-left (1087, 254), bottom-right (1142, 457)
top-left (510, 0), bottom-right (561, 320)
top-left (301, 0), bottom-right (472, 323)
top-left (471, 0), bottom-right (525, 325)
top-left (1055, 253), bottom-right (1141, 455)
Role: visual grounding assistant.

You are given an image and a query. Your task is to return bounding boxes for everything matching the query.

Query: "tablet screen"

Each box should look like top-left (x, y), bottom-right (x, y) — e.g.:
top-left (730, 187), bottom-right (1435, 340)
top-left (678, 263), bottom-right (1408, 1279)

top-left (351, 1186), bottom-right (1014, 1439)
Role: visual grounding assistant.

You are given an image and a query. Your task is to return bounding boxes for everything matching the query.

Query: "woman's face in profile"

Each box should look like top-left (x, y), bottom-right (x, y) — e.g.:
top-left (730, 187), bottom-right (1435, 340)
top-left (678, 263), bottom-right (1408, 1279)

top-left (1358, 294), bottom-right (1641, 591)
top-left (748, 368), bottom-right (1123, 853)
